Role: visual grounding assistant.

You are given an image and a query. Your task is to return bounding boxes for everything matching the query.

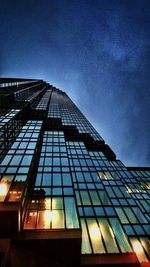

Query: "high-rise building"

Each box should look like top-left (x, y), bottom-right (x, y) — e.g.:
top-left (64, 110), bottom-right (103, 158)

top-left (0, 78), bottom-right (149, 267)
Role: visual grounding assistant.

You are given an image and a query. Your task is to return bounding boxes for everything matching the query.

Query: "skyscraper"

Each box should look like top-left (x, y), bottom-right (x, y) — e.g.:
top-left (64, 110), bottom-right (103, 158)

top-left (0, 78), bottom-right (149, 267)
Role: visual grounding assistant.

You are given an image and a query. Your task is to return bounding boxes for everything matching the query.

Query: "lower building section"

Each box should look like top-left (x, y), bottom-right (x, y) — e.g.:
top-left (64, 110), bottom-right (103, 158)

top-left (0, 125), bottom-right (150, 266)
top-left (0, 230), bottom-right (142, 267)
top-left (0, 80), bottom-right (150, 267)
top-left (0, 239), bottom-right (145, 267)
top-left (10, 229), bottom-right (81, 267)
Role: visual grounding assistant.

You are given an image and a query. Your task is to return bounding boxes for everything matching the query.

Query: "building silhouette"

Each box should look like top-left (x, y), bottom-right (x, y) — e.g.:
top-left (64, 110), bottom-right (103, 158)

top-left (0, 78), bottom-right (149, 267)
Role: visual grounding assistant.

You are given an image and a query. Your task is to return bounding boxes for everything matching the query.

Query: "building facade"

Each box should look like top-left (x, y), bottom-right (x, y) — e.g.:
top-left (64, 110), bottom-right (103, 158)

top-left (0, 78), bottom-right (149, 267)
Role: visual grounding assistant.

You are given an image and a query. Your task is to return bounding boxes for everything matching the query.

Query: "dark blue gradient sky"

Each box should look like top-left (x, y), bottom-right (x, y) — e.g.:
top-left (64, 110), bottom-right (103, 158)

top-left (0, 0), bottom-right (150, 166)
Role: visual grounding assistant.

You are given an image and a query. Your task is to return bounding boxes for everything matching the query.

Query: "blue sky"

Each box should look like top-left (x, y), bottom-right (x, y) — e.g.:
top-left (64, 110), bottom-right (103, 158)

top-left (0, 0), bottom-right (150, 166)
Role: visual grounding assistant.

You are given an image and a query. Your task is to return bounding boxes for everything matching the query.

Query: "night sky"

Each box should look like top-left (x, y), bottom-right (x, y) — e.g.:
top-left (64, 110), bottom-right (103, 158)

top-left (0, 0), bottom-right (150, 167)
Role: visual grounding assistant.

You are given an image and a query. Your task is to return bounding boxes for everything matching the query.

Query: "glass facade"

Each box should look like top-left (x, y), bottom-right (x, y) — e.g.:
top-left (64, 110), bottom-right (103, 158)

top-left (0, 79), bottom-right (149, 266)
top-left (0, 109), bottom-right (22, 162)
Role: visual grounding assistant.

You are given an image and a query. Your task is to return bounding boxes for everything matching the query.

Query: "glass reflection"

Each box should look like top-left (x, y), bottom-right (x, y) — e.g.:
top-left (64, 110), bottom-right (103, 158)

top-left (132, 241), bottom-right (143, 253)
top-left (130, 238), bottom-right (149, 263)
top-left (87, 218), bottom-right (105, 253)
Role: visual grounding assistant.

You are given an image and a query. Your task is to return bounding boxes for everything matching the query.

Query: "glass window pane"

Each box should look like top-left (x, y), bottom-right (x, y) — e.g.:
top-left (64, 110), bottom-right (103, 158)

top-left (53, 173), bottom-right (62, 186)
top-left (35, 174), bottom-right (42, 186)
top-left (75, 191), bottom-right (81, 205)
top-left (62, 173), bottom-right (72, 186)
top-left (76, 172), bottom-right (84, 182)
top-left (94, 207), bottom-right (104, 216)
top-left (52, 197), bottom-right (63, 209)
top-left (53, 157), bottom-right (60, 166)
top-left (98, 218), bottom-right (119, 253)
top-left (84, 207), bottom-right (94, 216)
top-left (89, 190), bottom-right (100, 205)
top-left (110, 218), bottom-right (131, 253)
top-left (87, 218), bottom-right (105, 253)
top-left (80, 191), bottom-right (91, 205)
top-left (132, 207), bottom-right (147, 223)
top-left (64, 197), bottom-right (79, 228)
top-left (15, 175), bottom-right (27, 182)
top-left (115, 208), bottom-right (129, 224)
top-left (84, 172), bottom-right (92, 182)
top-left (24, 211), bottom-right (37, 229)
top-left (140, 237), bottom-right (150, 257)
top-left (21, 155), bottom-right (32, 166)
top-left (37, 210), bottom-right (50, 229)
top-left (52, 210), bottom-right (64, 229)
top-left (124, 207), bottom-right (137, 224)
top-left (124, 225), bottom-right (135, 236)
top-left (130, 238), bottom-right (149, 263)
top-left (52, 187), bottom-right (62, 195)
top-left (10, 155), bottom-right (22, 166)
top-left (42, 173), bottom-right (51, 186)
top-left (81, 218), bottom-right (92, 254)
top-left (1, 155), bottom-right (12, 165)
top-left (98, 190), bottom-right (111, 205)
top-left (63, 187), bottom-right (73, 195)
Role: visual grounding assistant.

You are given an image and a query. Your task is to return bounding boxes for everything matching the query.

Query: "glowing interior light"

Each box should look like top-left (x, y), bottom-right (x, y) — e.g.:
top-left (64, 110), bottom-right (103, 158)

top-left (133, 241), bottom-right (143, 253)
top-left (0, 183), bottom-right (7, 197)
top-left (29, 212), bottom-right (37, 217)
top-left (45, 210), bottom-right (51, 221)
top-left (90, 225), bottom-right (100, 239)
top-left (126, 187), bottom-right (132, 194)
top-left (44, 210), bottom-right (51, 228)
top-left (45, 198), bottom-right (50, 209)
top-left (51, 210), bottom-right (56, 222)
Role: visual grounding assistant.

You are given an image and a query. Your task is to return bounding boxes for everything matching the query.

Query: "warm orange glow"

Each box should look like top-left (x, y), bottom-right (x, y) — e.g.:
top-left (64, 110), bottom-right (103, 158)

top-left (29, 212), bottom-right (37, 217)
top-left (32, 200), bottom-right (39, 204)
top-left (24, 211), bottom-right (37, 229)
top-left (133, 241), bottom-right (143, 253)
top-left (8, 190), bottom-right (22, 201)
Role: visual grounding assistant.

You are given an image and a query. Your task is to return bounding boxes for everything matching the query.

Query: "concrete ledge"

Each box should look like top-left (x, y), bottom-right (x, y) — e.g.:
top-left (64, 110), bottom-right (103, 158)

top-left (80, 253), bottom-right (141, 267)
top-left (20, 228), bottom-right (81, 240)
